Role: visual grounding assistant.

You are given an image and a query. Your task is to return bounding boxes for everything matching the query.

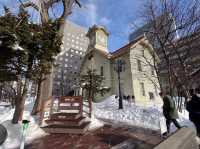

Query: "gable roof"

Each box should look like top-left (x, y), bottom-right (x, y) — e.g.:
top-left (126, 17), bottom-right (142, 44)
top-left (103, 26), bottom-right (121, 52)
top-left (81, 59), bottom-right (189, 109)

top-left (110, 35), bottom-right (145, 59)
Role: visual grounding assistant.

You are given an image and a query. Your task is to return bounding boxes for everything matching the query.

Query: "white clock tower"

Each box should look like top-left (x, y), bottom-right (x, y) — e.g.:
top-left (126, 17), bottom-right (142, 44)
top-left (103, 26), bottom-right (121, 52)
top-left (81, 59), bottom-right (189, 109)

top-left (86, 25), bottom-right (109, 52)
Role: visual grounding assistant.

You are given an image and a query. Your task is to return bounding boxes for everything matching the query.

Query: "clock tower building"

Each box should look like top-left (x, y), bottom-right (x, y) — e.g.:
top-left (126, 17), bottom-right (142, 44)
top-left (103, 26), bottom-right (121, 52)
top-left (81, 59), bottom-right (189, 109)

top-left (86, 25), bottom-right (109, 53)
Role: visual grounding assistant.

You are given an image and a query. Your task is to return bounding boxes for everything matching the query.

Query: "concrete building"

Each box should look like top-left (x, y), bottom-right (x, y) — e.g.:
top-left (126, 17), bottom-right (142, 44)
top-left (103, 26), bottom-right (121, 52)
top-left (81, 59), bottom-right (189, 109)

top-left (52, 21), bottom-right (89, 96)
top-left (81, 25), bottom-right (162, 106)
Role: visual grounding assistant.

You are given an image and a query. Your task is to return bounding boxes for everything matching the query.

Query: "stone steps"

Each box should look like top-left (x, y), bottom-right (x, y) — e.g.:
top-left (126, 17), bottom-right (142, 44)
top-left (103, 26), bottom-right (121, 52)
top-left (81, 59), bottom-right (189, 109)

top-left (50, 112), bottom-right (81, 120)
top-left (42, 121), bottom-right (90, 134)
top-left (45, 116), bottom-right (86, 126)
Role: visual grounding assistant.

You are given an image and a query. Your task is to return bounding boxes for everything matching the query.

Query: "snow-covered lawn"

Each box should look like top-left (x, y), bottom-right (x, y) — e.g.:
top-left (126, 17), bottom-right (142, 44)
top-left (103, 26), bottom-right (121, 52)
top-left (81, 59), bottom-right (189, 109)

top-left (0, 100), bottom-right (46, 149)
top-left (93, 95), bottom-right (195, 133)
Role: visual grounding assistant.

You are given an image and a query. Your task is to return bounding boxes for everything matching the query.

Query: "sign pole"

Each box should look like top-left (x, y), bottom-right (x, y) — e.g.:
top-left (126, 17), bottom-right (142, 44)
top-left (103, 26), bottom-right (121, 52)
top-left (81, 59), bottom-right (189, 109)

top-left (20, 120), bottom-right (30, 149)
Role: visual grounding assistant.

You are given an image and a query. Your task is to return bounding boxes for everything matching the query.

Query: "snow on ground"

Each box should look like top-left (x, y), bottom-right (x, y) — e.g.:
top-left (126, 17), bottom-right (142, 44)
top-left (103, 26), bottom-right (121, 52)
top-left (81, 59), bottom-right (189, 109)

top-left (93, 95), bottom-right (195, 132)
top-left (0, 95), bottom-right (196, 148)
top-left (0, 99), bottom-right (47, 149)
top-left (87, 114), bottom-right (104, 131)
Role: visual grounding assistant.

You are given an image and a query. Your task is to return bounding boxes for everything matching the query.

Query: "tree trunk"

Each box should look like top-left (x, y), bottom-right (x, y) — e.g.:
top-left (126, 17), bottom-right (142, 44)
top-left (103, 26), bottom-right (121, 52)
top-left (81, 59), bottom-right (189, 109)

top-left (31, 79), bottom-right (42, 115)
top-left (12, 93), bottom-right (27, 124)
top-left (12, 95), bottom-right (23, 123)
top-left (0, 85), bottom-right (2, 101)
top-left (12, 79), bottom-right (28, 124)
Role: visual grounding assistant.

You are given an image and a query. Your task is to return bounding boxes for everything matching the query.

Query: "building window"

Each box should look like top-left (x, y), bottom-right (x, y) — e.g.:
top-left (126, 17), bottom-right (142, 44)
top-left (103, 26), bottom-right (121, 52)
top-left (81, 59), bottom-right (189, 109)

top-left (140, 82), bottom-right (145, 96)
top-left (142, 50), bottom-right (145, 57)
top-left (149, 92), bottom-right (154, 100)
top-left (151, 66), bottom-right (154, 75)
top-left (137, 60), bottom-right (142, 71)
top-left (100, 66), bottom-right (104, 76)
top-left (154, 84), bottom-right (158, 96)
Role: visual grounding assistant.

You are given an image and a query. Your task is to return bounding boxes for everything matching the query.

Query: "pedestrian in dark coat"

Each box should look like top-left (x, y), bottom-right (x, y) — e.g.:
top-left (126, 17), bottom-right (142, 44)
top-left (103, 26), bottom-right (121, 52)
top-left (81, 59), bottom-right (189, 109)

top-left (159, 91), bottom-right (181, 134)
top-left (187, 87), bottom-right (200, 137)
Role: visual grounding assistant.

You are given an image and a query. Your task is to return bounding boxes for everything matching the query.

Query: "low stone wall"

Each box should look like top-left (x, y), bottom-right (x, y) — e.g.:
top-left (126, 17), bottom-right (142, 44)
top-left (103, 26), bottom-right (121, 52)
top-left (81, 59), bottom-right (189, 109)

top-left (154, 127), bottom-right (198, 149)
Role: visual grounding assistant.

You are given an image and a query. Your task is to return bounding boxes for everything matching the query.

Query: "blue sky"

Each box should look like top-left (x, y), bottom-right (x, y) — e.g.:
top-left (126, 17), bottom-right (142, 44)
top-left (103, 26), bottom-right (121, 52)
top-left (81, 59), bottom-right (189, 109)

top-left (68, 0), bottom-right (144, 52)
top-left (0, 0), bottom-right (145, 52)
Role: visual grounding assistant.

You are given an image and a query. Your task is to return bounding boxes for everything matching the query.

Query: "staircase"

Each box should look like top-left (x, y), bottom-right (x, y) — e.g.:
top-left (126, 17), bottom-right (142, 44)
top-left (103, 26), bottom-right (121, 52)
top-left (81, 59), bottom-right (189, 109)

top-left (40, 96), bottom-right (90, 134)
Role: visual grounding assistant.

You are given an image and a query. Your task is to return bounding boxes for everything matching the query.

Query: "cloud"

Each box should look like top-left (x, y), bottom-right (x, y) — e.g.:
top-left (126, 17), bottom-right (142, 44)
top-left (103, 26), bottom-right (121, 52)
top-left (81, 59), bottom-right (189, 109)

top-left (99, 17), bottom-right (111, 25)
top-left (69, 1), bottom-right (98, 27)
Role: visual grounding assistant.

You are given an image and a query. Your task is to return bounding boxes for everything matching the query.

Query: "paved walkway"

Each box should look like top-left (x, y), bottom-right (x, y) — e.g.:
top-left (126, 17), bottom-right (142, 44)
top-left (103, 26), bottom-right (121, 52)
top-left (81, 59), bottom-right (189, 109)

top-left (24, 123), bottom-right (163, 149)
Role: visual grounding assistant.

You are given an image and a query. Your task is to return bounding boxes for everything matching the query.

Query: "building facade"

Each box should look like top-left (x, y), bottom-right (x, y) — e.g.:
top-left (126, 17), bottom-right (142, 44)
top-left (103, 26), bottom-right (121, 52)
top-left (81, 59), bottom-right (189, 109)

top-left (52, 21), bottom-right (89, 96)
top-left (81, 25), bottom-right (162, 106)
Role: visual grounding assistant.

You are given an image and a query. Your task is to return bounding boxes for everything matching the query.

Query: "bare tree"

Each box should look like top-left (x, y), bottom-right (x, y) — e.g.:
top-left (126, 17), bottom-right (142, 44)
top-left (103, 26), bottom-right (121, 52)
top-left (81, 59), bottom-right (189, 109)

top-left (140, 0), bottom-right (200, 102)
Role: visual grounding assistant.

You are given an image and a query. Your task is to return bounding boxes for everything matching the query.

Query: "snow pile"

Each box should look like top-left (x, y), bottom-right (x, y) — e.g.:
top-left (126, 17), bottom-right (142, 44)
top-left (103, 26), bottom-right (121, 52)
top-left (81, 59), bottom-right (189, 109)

top-left (0, 99), bottom-right (47, 149)
top-left (93, 95), bottom-right (195, 131)
top-left (93, 95), bottom-right (162, 130)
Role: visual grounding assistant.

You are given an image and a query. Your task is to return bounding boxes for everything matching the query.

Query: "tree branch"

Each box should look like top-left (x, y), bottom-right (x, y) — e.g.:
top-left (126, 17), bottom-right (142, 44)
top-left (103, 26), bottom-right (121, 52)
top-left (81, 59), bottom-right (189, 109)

top-left (19, 1), bottom-right (39, 11)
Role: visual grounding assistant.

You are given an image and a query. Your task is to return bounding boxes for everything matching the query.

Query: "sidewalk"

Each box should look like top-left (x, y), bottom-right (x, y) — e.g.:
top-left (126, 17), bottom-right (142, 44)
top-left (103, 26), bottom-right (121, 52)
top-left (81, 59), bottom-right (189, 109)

top-left (25, 124), bottom-right (163, 149)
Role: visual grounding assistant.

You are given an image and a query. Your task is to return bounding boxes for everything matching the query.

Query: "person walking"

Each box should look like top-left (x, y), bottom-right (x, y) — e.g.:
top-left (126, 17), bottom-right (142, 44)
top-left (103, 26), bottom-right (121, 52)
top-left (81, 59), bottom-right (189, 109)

top-left (187, 87), bottom-right (200, 137)
top-left (159, 91), bottom-right (181, 135)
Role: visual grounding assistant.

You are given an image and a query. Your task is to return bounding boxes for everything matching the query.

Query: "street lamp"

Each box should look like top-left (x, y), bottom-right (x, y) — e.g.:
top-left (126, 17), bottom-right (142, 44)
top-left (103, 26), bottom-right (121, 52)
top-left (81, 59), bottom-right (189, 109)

top-left (114, 59), bottom-right (125, 109)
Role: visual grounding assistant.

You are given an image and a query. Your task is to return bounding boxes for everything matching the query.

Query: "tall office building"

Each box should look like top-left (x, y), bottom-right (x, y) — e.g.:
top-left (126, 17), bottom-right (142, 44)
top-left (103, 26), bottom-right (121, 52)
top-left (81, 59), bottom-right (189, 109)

top-left (52, 21), bottom-right (89, 96)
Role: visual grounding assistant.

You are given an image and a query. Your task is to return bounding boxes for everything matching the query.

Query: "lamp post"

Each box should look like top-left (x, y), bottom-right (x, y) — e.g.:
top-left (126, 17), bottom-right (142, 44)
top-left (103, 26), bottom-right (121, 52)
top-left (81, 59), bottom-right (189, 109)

top-left (114, 59), bottom-right (125, 109)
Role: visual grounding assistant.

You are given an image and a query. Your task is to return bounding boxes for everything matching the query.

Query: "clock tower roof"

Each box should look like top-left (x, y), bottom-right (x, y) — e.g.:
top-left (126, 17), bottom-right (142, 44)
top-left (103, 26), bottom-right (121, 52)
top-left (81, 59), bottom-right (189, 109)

top-left (86, 25), bottom-right (109, 37)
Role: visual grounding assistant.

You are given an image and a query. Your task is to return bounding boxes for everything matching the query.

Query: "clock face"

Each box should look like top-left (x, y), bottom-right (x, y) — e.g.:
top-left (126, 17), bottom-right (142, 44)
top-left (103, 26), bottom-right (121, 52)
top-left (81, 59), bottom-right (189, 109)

top-left (97, 34), bottom-right (107, 47)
